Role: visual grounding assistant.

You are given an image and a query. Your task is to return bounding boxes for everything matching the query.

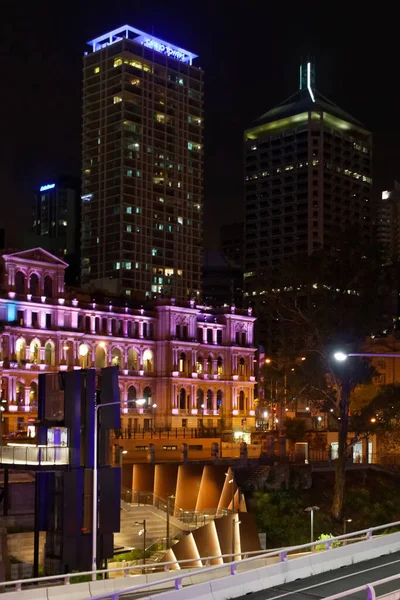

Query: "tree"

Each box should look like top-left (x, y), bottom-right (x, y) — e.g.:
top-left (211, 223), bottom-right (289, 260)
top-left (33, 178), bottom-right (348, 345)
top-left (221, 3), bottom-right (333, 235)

top-left (261, 233), bottom-right (390, 520)
top-left (352, 383), bottom-right (400, 433)
top-left (285, 417), bottom-right (307, 443)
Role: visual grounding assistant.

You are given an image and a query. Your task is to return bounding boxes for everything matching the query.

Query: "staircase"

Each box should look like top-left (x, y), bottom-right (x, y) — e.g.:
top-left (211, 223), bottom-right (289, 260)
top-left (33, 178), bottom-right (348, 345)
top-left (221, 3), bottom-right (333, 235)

top-left (116, 503), bottom-right (187, 552)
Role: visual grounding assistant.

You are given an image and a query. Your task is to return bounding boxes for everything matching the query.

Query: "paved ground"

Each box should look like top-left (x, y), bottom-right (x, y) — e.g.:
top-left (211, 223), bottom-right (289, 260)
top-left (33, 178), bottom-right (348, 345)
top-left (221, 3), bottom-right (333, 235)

top-left (237, 551), bottom-right (400, 600)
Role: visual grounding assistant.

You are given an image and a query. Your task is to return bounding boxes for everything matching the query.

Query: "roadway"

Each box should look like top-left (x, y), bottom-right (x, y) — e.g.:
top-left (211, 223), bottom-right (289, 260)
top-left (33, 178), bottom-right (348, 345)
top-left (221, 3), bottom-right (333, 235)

top-left (237, 550), bottom-right (400, 600)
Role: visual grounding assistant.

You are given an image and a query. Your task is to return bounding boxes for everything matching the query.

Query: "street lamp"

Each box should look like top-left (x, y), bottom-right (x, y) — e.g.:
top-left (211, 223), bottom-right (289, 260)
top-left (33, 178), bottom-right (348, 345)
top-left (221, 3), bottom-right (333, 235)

top-left (135, 520), bottom-right (146, 565)
top-left (166, 494), bottom-right (175, 549)
top-left (333, 351), bottom-right (400, 362)
top-left (304, 506), bottom-right (320, 545)
top-left (92, 399), bottom-right (133, 579)
top-left (333, 352), bottom-right (348, 362)
top-left (343, 517), bottom-right (352, 536)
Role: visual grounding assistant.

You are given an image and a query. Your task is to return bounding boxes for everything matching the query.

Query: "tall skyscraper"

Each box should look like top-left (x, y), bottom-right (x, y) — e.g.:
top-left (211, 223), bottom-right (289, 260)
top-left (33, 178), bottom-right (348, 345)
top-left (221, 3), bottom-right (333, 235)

top-left (82, 25), bottom-right (203, 301)
top-left (244, 61), bottom-right (372, 306)
top-left (29, 176), bottom-right (81, 284)
top-left (32, 176), bottom-right (81, 256)
top-left (377, 182), bottom-right (400, 263)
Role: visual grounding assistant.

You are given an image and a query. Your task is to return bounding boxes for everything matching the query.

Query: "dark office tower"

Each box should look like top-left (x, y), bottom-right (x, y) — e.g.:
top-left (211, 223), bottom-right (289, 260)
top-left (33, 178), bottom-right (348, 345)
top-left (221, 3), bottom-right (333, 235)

top-left (377, 183), bottom-right (400, 264)
top-left (244, 61), bottom-right (372, 312)
top-left (32, 177), bottom-right (81, 257)
top-left (220, 223), bottom-right (244, 268)
top-left (31, 176), bottom-right (81, 284)
top-left (82, 25), bottom-right (203, 301)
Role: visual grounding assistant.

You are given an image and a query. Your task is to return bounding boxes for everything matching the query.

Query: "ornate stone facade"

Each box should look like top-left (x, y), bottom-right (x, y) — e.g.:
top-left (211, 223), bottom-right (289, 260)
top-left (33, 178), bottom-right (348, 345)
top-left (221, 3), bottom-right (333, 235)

top-left (0, 249), bottom-right (257, 433)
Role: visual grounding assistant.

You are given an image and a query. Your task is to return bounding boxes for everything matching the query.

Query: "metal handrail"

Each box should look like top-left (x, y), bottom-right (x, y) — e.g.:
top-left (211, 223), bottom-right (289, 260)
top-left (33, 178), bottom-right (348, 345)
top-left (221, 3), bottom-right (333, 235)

top-left (2, 519), bottom-right (400, 592)
top-left (323, 571), bottom-right (400, 600)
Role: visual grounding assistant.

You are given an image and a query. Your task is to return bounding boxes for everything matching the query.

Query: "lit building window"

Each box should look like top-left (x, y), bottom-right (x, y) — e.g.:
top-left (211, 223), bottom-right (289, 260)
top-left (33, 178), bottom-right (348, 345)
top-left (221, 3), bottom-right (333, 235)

top-left (113, 96), bottom-right (122, 104)
top-left (113, 57), bottom-right (123, 67)
top-left (126, 206), bottom-right (132, 214)
top-left (126, 225), bottom-right (132, 232)
top-left (152, 248), bottom-right (157, 256)
top-left (94, 66), bottom-right (100, 74)
top-left (122, 261), bottom-right (132, 270)
top-left (127, 169), bottom-right (133, 177)
top-left (113, 262), bottom-right (121, 270)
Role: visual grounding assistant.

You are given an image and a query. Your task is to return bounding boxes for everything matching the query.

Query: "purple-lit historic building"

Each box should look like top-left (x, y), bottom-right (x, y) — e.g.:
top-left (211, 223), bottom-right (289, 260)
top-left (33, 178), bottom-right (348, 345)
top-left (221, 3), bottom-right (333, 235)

top-left (0, 249), bottom-right (256, 433)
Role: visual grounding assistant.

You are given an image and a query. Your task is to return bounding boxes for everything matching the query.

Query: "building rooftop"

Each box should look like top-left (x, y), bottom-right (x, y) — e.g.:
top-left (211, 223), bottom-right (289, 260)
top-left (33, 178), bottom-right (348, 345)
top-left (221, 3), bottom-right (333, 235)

top-left (247, 61), bottom-right (367, 135)
top-left (86, 24), bottom-right (198, 65)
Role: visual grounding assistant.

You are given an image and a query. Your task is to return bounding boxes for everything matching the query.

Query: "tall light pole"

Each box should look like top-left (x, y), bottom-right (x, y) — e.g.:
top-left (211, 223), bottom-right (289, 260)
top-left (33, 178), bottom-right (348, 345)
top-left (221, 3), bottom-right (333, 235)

top-left (166, 494), bottom-right (175, 549)
top-left (304, 506), bottom-right (319, 546)
top-left (135, 520), bottom-right (146, 565)
top-left (92, 399), bottom-right (132, 579)
top-left (225, 471), bottom-right (236, 560)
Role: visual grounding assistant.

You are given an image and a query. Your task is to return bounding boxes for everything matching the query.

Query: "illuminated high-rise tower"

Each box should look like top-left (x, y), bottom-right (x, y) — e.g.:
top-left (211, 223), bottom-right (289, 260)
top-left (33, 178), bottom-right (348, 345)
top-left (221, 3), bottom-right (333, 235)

top-left (243, 60), bottom-right (372, 345)
top-left (82, 26), bottom-right (203, 300)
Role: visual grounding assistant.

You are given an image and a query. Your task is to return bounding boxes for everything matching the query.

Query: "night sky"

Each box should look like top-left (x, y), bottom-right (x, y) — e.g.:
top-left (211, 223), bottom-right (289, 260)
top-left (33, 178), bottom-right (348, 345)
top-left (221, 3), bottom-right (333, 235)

top-left (1, 1), bottom-right (399, 251)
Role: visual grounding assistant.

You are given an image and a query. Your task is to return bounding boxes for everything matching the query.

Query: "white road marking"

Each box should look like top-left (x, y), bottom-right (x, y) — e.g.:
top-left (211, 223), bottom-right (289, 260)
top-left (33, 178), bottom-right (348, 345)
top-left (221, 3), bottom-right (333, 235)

top-left (260, 556), bottom-right (400, 600)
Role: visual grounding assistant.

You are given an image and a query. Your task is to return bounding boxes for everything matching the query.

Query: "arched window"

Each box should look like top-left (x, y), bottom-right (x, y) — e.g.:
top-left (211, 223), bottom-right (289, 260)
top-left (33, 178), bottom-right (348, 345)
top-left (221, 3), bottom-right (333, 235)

top-left (196, 388), bottom-right (204, 410)
top-left (143, 349), bottom-right (153, 372)
top-left (30, 381), bottom-right (38, 407)
top-left (217, 389), bottom-right (223, 409)
top-left (239, 390), bottom-right (245, 411)
top-left (179, 352), bottom-right (186, 373)
top-left (95, 345), bottom-right (106, 368)
top-left (44, 275), bottom-right (53, 298)
top-left (207, 389), bottom-right (213, 411)
top-left (239, 357), bottom-right (245, 376)
top-left (127, 385), bottom-right (137, 407)
top-left (217, 356), bottom-right (223, 375)
top-left (128, 349), bottom-right (138, 370)
top-left (207, 356), bottom-right (212, 375)
top-left (16, 382), bottom-right (24, 404)
top-left (111, 347), bottom-right (122, 367)
top-left (29, 273), bottom-right (39, 296)
top-left (15, 271), bottom-right (25, 295)
top-left (45, 342), bottom-right (54, 366)
top-left (143, 386), bottom-right (152, 407)
top-left (16, 338), bottom-right (26, 362)
top-left (30, 340), bottom-right (40, 364)
top-left (179, 388), bottom-right (186, 410)
top-left (197, 355), bottom-right (203, 374)
top-left (79, 343), bottom-right (89, 368)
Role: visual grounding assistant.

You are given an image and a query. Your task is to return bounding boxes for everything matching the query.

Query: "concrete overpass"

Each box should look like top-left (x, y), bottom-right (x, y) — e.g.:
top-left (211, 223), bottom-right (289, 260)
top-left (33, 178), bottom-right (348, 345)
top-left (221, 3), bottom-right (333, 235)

top-left (2, 521), bottom-right (400, 599)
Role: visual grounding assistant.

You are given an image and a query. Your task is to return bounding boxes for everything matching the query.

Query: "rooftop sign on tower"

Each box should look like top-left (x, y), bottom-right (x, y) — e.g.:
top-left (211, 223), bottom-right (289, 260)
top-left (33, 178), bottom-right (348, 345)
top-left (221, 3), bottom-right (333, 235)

top-left (87, 25), bottom-right (198, 65)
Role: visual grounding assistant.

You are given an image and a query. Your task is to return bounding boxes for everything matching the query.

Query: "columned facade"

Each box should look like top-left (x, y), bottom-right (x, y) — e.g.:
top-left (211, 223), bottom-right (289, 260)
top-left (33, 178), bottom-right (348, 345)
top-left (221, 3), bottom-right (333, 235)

top-left (0, 249), bottom-right (257, 433)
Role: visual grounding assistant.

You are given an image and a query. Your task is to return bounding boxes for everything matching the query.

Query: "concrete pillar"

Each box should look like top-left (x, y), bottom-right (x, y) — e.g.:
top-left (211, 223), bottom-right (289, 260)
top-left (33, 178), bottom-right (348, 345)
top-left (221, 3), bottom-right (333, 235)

top-left (90, 316), bottom-right (96, 334)
top-left (139, 321), bottom-right (144, 339)
top-left (232, 388), bottom-right (237, 410)
top-left (123, 320), bottom-right (128, 337)
top-left (40, 347), bottom-right (45, 363)
top-left (25, 309), bottom-right (32, 327)
top-left (212, 329), bottom-right (217, 345)
top-left (202, 327), bottom-right (207, 343)
top-left (24, 386), bottom-right (30, 407)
